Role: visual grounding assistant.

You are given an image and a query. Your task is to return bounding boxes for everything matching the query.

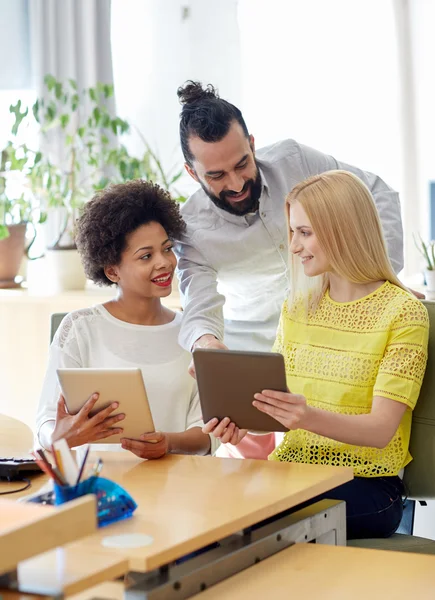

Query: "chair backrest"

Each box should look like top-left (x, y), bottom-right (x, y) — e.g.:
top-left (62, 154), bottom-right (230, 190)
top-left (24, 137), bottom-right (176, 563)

top-left (404, 300), bottom-right (435, 499)
top-left (50, 312), bottom-right (67, 344)
top-left (0, 414), bottom-right (34, 456)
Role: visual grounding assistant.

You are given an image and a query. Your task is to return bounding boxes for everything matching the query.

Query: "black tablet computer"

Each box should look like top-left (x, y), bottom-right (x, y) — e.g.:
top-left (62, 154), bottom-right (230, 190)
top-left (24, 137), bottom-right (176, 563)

top-left (193, 349), bottom-right (288, 433)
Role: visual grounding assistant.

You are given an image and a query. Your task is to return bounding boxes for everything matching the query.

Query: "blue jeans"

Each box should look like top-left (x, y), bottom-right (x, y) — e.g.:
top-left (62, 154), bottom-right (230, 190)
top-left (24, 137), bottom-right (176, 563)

top-left (310, 476), bottom-right (405, 539)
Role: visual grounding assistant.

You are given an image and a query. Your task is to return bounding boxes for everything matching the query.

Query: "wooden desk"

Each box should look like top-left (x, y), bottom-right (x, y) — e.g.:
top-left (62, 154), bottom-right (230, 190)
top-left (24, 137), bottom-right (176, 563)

top-left (0, 496), bottom-right (96, 575)
top-left (3, 453), bottom-right (351, 598)
top-left (17, 548), bottom-right (128, 597)
top-left (0, 496), bottom-right (128, 598)
top-left (0, 287), bottom-right (181, 429)
top-left (192, 542), bottom-right (435, 599)
top-left (70, 452), bottom-right (351, 572)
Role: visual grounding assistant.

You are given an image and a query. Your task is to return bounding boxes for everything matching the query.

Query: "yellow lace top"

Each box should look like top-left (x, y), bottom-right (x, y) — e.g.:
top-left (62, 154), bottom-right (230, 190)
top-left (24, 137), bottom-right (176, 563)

top-left (269, 281), bottom-right (429, 477)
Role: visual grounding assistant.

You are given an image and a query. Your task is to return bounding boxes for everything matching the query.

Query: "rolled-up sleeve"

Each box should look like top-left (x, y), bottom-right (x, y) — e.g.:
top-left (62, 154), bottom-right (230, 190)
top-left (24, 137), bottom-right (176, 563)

top-left (175, 234), bottom-right (225, 351)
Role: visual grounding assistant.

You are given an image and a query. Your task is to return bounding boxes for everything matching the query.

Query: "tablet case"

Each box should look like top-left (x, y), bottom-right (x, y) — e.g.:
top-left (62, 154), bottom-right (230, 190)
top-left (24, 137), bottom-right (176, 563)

top-left (193, 349), bottom-right (288, 433)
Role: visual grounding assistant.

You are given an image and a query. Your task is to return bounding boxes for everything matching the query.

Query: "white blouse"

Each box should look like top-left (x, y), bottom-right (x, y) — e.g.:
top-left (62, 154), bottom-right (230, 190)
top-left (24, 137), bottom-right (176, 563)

top-left (36, 306), bottom-right (208, 451)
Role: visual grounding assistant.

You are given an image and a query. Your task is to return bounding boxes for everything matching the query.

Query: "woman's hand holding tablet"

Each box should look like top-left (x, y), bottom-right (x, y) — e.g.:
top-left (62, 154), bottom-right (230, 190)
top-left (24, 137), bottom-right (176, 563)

top-left (52, 393), bottom-right (125, 448)
top-left (121, 431), bottom-right (169, 459)
top-left (202, 417), bottom-right (248, 445)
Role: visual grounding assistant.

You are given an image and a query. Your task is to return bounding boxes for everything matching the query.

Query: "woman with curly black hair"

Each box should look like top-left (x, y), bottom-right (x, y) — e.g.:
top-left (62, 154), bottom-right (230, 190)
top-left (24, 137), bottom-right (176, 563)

top-left (36, 180), bottom-right (213, 459)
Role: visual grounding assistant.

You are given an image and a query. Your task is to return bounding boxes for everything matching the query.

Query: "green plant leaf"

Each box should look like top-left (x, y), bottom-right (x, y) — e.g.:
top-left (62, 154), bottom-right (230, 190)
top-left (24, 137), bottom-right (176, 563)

top-left (0, 224), bottom-right (9, 240)
top-left (60, 114), bottom-right (70, 129)
top-left (93, 107), bottom-right (101, 125)
top-left (103, 84), bottom-right (114, 98)
top-left (32, 99), bottom-right (40, 123)
top-left (45, 103), bottom-right (57, 121)
top-left (44, 74), bottom-right (57, 91)
top-left (69, 79), bottom-right (78, 90)
top-left (89, 87), bottom-right (97, 102)
top-left (71, 93), bottom-right (79, 111)
top-left (54, 82), bottom-right (63, 100)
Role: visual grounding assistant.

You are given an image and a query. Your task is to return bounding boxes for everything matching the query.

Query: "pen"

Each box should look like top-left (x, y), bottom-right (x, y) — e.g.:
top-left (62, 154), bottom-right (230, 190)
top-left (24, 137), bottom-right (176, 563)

top-left (90, 458), bottom-right (103, 478)
top-left (75, 445), bottom-right (90, 485)
top-left (31, 451), bottom-right (65, 486)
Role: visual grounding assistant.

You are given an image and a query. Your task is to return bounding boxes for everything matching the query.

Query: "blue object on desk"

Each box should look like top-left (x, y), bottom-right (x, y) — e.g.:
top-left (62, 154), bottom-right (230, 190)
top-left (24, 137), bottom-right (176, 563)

top-left (54, 476), bottom-right (137, 527)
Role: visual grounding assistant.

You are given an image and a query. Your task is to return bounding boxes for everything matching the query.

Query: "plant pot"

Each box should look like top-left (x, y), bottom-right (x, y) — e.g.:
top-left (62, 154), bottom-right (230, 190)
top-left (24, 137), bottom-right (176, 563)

top-left (45, 248), bottom-right (87, 293)
top-left (0, 223), bottom-right (27, 288)
top-left (425, 270), bottom-right (435, 293)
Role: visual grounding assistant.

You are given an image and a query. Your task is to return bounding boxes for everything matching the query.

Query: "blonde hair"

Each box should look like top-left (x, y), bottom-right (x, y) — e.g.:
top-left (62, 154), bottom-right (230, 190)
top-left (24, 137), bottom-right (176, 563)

top-left (285, 170), bottom-right (407, 311)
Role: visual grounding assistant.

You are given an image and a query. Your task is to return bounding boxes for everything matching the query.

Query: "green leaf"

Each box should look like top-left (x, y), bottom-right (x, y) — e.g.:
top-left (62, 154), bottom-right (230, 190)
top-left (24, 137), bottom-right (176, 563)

top-left (169, 171), bottom-right (183, 185)
top-left (60, 114), bottom-right (70, 129)
top-left (93, 107), bottom-right (101, 125)
top-left (71, 93), bottom-right (79, 111)
top-left (45, 103), bottom-right (57, 121)
top-left (103, 84), bottom-right (114, 98)
top-left (89, 87), bottom-right (97, 102)
top-left (39, 211), bottom-right (48, 224)
top-left (120, 160), bottom-right (127, 179)
top-left (69, 78), bottom-right (78, 90)
top-left (0, 224), bottom-right (9, 240)
top-left (10, 100), bottom-right (29, 135)
top-left (78, 126), bottom-right (85, 138)
top-left (44, 74), bottom-right (57, 91)
top-left (102, 113), bottom-right (111, 128)
top-left (54, 82), bottom-right (63, 100)
top-left (32, 99), bottom-right (40, 123)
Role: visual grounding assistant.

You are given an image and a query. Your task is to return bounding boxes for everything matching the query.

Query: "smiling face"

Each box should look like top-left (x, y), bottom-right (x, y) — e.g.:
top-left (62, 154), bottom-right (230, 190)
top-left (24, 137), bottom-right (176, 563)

top-left (289, 201), bottom-right (330, 277)
top-left (185, 121), bottom-right (262, 216)
top-left (104, 222), bottom-right (177, 299)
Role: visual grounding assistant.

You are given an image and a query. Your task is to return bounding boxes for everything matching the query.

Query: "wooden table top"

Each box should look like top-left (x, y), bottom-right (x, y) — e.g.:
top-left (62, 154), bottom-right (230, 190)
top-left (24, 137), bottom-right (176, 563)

top-left (193, 542), bottom-right (435, 599)
top-left (17, 547), bottom-right (128, 597)
top-left (70, 451), bottom-right (352, 572)
top-left (0, 496), bottom-right (96, 574)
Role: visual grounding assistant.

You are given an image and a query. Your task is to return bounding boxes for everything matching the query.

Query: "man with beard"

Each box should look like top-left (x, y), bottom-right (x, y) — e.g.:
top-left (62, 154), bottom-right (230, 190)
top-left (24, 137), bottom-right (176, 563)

top-left (173, 80), bottom-right (404, 459)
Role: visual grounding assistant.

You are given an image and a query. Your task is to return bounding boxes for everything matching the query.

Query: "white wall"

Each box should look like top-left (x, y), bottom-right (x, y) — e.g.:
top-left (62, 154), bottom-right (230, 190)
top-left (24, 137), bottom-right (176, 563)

top-left (411, 0), bottom-right (435, 242)
top-left (111, 0), bottom-right (241, 195)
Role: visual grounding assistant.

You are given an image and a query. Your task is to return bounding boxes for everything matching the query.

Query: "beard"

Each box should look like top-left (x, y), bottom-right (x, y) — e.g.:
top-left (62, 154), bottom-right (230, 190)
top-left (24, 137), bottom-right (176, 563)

top-left (199, 165), bottom-right (262, 216)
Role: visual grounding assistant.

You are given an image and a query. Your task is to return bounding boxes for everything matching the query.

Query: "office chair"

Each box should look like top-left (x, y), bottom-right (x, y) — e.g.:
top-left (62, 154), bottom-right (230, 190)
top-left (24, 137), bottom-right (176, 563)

top-left (349, 300), bottom-right (435, 554)
top-left (50, 312), bottom-right (67, 344)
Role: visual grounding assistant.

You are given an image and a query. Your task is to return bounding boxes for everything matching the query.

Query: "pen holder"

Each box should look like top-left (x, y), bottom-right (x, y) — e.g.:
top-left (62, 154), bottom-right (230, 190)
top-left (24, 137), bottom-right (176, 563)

top-left (54, 476), bottom-right (138, 528)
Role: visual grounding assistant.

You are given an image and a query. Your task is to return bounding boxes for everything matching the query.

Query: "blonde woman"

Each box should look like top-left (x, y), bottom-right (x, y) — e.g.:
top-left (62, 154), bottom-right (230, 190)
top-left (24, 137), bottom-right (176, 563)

top-left (204, 170), bottom-right (429, 539)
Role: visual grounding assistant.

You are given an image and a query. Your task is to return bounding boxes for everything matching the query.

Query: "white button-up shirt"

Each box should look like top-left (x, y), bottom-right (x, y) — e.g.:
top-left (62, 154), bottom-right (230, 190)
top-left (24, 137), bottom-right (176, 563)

top-left (175, 139), bottom-right (403, 352)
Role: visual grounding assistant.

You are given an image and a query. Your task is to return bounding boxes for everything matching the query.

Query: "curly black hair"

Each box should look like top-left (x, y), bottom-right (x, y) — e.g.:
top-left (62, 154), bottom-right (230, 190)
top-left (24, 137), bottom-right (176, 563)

top-left (177, 80), bottom-right (249, 166)
top-left (75, 180), bottom-right (186, 286)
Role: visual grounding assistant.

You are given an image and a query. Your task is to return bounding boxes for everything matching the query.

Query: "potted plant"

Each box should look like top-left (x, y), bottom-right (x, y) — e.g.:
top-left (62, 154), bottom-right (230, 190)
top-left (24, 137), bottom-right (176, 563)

top-left (414, 233), bottom-right (435, 292)
top-left (8, 75), bottom-right (185, 291)
top-left (0, 142), bottom-right (44, 288)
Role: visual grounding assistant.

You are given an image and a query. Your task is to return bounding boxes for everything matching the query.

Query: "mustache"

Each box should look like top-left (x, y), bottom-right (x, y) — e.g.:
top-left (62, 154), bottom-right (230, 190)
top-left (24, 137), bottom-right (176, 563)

top-left (222, 181), bottom-right (251, 198)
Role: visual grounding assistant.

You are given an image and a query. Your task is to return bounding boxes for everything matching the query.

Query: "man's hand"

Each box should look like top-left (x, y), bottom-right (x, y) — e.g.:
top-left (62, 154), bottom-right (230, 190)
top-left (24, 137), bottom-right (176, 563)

top-left (121, 431), bottom-right (169, 460)
top-left (189, 334), bottom-right (228, 378)
top-left (52, 393), bottom-right (125, 448)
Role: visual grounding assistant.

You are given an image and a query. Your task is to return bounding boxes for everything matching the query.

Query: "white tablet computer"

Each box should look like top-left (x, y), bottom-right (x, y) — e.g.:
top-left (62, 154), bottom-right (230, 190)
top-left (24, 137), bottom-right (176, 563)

top-left (56, 368), bottom-right (155, 443)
